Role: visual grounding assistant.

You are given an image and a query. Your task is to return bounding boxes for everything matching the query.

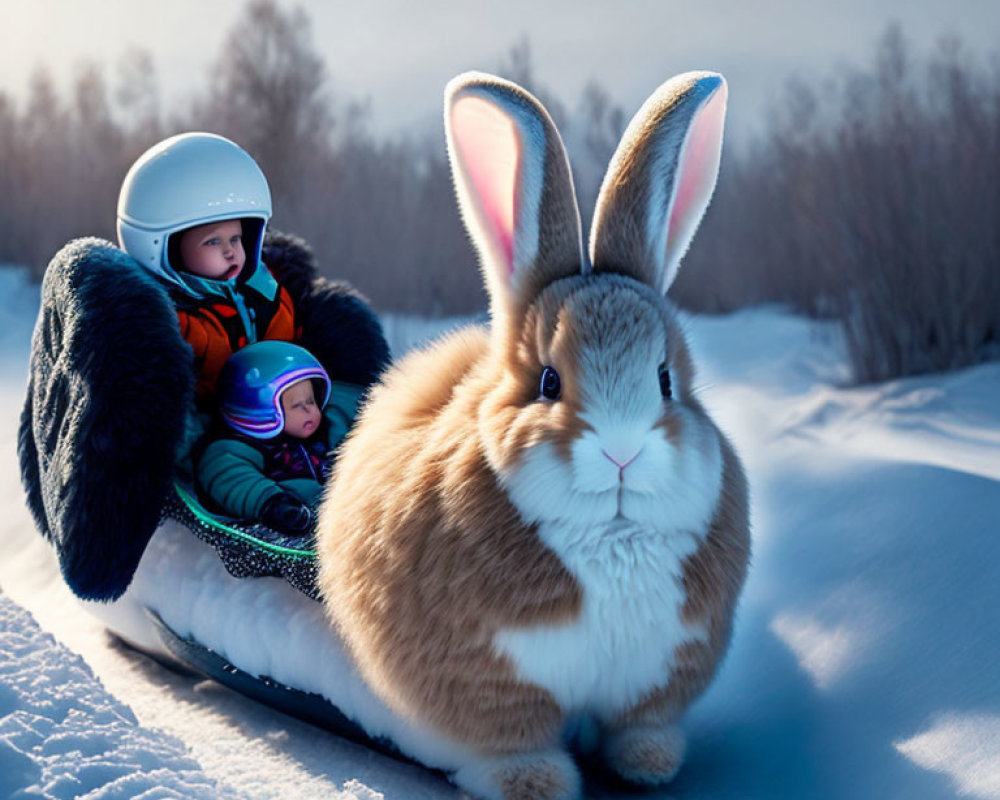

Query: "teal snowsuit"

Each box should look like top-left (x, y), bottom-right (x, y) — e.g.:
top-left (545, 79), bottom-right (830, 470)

top-left (196, 381), bottom-right (363, 518)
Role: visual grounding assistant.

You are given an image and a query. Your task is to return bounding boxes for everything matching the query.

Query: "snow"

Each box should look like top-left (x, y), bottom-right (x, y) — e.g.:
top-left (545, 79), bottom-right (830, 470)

top-left (0, 266), bottom-right (998, 798)
top-left (0, 591), bottom-right (241, 799)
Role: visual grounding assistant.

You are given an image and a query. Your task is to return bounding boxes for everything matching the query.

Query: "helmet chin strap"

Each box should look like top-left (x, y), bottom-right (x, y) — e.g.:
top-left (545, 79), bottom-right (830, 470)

top-left (163, 217), bottom-right (269, 300)
top-left (173, 269), bottom-right (240, 298)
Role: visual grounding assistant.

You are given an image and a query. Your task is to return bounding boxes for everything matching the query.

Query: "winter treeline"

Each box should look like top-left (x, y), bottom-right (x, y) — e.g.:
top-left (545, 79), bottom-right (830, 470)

top-left (0, 3), bottom-right (997, 382)
top-left (0, 1), bottom-right (623, 318)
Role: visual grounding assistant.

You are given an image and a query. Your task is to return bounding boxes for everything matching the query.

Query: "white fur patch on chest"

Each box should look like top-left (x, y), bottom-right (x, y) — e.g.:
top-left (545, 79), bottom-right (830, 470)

top-left (493, 519), bottom-right (708, 719)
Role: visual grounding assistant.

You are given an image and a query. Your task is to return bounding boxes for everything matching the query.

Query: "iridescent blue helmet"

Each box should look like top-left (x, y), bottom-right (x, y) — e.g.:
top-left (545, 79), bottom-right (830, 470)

top-left (217, 341), bottom-right (330, 439)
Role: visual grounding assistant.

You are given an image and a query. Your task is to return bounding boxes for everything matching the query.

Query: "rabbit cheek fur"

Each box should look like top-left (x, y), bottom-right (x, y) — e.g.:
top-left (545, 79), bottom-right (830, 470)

top-left (318, 327), bottom-right (584, 755)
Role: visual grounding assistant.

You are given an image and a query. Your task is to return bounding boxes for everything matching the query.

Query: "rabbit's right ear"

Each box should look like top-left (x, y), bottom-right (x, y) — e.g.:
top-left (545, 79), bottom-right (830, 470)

top-left (446, 73), bottom-right (584, 325)
top-left (590, 72), bottom-right (727, 295)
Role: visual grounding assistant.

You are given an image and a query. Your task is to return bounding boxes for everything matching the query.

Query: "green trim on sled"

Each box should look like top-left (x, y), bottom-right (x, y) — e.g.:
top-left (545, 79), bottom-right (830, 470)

top-left (165, 483), bottom-right (321, 600)
top-left (173, 483), bottom-right (316, 560)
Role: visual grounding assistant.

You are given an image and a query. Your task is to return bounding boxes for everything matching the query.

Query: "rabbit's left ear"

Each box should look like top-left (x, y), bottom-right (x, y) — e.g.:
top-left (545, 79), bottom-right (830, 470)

top-left (446, 73), bottom-right (584, 324)
top-left (590, 72), bottom-right (727, 294)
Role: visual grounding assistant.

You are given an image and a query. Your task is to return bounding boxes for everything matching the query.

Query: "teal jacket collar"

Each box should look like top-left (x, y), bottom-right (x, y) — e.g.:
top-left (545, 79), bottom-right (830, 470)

top-left (175, 260), bottom-right (279, 302)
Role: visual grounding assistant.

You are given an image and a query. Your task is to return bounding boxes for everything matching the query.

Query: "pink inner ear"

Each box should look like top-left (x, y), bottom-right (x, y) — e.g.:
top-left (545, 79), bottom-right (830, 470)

top-left (666, 84), bottom-right (727, 250)
top-left (451, 96), bottom-right (519, 275)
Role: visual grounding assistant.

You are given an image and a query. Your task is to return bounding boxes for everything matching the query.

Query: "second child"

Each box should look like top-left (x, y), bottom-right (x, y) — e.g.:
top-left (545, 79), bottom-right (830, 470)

top-left (196, 341), bottom-right (347, 536)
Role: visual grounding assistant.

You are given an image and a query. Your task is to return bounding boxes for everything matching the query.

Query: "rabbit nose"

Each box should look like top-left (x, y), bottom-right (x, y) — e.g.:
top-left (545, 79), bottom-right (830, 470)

top-left (603, 447), bottom-right (641, 471)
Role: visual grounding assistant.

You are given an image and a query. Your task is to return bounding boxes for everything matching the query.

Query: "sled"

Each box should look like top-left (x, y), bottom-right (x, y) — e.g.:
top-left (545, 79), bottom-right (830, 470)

top-left (19, 232), bottom-right (388, 603)
top-left (16, 231), bottom-right (459, 769)
top-left (20, 69), bottom-right (746, 800)
top-left (141, 603), bottom-right (411, 765)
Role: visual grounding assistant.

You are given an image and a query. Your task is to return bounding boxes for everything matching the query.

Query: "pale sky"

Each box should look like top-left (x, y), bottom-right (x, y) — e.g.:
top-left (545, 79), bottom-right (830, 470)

top-left (1, 0), bottom-right (997, 141)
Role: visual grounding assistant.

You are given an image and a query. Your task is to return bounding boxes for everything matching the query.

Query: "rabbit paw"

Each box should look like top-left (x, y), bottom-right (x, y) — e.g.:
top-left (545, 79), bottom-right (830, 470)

top-left (602, 724), bottom-right (686, 786)
top-left (454, 749), bottom-right (581, 800)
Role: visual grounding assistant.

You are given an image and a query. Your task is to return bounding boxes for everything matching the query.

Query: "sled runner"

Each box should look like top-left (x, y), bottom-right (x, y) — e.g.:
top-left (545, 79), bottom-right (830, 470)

top-left (142, 607), bottom-right (412, 764)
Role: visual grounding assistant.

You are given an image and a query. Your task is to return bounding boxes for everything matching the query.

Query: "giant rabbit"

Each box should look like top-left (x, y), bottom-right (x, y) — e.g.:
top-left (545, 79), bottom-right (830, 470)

top-left (318, 70), bottom-right (750, 800)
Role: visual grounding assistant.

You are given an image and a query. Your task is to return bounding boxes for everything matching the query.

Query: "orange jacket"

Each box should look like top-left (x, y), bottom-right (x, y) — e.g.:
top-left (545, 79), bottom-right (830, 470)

top-left (174, 269), bottom-right (298, 404)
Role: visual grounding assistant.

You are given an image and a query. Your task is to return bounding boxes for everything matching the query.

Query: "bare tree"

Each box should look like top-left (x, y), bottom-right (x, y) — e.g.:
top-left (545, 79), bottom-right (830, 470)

top-left (194, 0), bottom-right (333, 213)
top-left (571, 79), bottom-right (626, 226)
top-left (0, 91), bottom-right (20, 257)
top-left (61, 63), bottom-right (121, 247)
top-left (18, 68), bottom-right (73, 274)
top-left (115, 48), bottom-right (162, 141)
top-left (677, 24), bottom-right (1000, 381)
top-left (497, 37), bottom-right (567, 129)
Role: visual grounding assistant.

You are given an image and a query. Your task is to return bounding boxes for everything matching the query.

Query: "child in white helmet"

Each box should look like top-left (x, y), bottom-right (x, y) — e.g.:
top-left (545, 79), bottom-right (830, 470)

top-left (116, 132), bottom-right (381, 484)
top-left (118, 132), bottom-right (297, 405)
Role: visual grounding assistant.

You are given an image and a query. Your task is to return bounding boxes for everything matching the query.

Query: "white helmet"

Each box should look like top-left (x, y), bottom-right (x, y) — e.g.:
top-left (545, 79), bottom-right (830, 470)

top-left (117, 132), bottom-right (272, 291)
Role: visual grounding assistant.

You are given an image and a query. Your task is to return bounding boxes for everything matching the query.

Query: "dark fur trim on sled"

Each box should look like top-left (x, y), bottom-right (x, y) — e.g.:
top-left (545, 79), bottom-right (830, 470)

top-left (263, 230), bottom-right (391, 385)
top-left (18, 238), bottom-right (194, 601)
top-left (19, 233), bottom-right (389, 601)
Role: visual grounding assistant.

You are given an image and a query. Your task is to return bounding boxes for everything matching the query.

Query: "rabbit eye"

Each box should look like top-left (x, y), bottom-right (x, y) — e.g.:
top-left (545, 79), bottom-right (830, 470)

top-left (658, 362), bottom-right (672, 399)
top-left (539, 366), bottom-right (561, 401)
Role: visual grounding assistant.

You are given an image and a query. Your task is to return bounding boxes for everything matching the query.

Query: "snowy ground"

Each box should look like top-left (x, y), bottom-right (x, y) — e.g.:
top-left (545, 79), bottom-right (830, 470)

top-left (1, 266), bottom-right (998, 799)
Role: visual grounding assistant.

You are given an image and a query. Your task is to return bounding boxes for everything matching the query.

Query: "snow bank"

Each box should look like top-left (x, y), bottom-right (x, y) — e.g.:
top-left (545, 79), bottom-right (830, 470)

top-left (673, 308), bottom-right (1000, 800)
top-left (0, 591), bottom-right (238, 800)
top-left (378, 311), bottom-right (479, 358)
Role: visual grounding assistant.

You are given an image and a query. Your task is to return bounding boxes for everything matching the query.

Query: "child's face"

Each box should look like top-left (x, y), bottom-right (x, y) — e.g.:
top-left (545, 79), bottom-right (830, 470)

top-left (281, 380), bottom-right (322, 439)
top-left (178, 219), bottom-right (246, 281)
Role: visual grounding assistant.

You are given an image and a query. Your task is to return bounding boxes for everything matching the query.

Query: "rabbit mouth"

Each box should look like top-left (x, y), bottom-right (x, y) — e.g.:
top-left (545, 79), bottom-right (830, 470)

top-left (613, 487), bottom-right (660, 521)
top-left (599, 485), bottom-right (691, 527)
top-left (580, 486), bottom-right (655, 524)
